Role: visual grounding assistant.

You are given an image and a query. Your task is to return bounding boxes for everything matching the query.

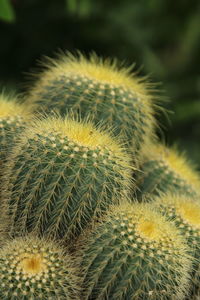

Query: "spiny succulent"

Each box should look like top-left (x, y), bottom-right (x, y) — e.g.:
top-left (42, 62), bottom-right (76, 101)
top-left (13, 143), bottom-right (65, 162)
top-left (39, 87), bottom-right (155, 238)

top-left (25, 52), bottom-right (160, 152)
top-left (153, 193), bottom-right (200, 299)
top-left (0, 93), bottom-right (31, 164)
top-left (134, 143), bottom-right (200, 199)
top-left (0, 235), bottom-right (80, 299)
top-left (79, 201), bottom-right (191, 300)
top-left (2, 116), bottom-right (133, 241)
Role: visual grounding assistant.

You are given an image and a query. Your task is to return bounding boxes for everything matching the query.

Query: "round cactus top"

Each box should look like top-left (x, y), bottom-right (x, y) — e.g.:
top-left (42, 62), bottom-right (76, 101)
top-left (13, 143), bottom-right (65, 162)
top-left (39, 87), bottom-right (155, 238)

top-left (154, 193), bottom-right (200, 231)
top-left (107, 202), bottom-right (188, 252)
top-left (141, 142), bottom-right (200, 192)
top-left (0, 237), bottom-right (64, 278)
top-left (0, 93), bottom-right (31, 118)
top-left (31, 52), bottom-right (153, 103)
top-left (0, 236), bottom-right (80, 299)
top-left (19, 253), bottom-right (47, 276)
top-left (22, 116), bottom-right (132, 160)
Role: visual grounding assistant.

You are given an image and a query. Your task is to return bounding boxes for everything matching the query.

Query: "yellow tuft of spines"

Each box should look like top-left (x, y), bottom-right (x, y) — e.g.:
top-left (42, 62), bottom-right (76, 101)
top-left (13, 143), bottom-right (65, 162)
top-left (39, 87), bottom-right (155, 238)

top-left (19, 253), bottom-right (47, 275)
top-left (19, 115), bottom-right (133, 168)
top-left (0, 93), bottom-right (32, 118)
top-left (154, 193), bottom-right (200, 231)
top-left (31, 52), bottom-right (153, 103)
top-left (0, 236), bottom-right (80, 299)
top-left (141, 142), bottom-right (200, 192)
top-left (26, 52), bottom-right (161, 135)
top-left (112, 202), bottom-right (187, 248)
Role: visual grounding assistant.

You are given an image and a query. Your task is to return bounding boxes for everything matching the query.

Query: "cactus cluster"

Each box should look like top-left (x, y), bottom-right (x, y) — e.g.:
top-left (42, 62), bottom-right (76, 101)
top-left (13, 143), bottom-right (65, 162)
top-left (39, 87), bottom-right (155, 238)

top-left (0, 51), bottom-right (199, 299)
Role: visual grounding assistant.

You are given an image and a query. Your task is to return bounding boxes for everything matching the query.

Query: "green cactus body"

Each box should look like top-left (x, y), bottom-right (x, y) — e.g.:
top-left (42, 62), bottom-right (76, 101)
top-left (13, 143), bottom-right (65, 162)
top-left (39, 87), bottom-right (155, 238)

top-left (153, 193), bottom-right (200, 299)
top-left (2, 117), bottom-right (133, 240)
top-left (79, 202), bottom-right (191, 300)
top-left (134, 143), bottom-right (200, 199)
top-left (26, 53), bottom-right (159, 152)
top-left (0, 93), bottom-right (31, 165)
top-left (0, 236), bottom-right (80, 299)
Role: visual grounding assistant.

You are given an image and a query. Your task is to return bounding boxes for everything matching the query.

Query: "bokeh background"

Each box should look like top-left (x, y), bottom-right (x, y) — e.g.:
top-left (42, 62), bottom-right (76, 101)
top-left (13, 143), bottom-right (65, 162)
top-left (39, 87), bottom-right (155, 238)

top-left (0, 0), bottom-right (200, 166)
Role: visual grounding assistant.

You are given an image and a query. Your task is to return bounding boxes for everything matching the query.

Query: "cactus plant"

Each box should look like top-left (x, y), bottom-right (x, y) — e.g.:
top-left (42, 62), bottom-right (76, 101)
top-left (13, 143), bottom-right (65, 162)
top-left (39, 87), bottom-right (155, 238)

top-left (79, 201), bottom-right (191, 300)
top-left (1, 116), bottom-right (133, 240)
top-left (134, 143), bottom-right (200, 199)
top-left (0, 235), bottom-right (80, 299)
top-left (153, 193), bottom-right (200, 299)
top-left (25, 52), bottom-right (160, 152)
top-left (0, 93), bottom-right (31, 165)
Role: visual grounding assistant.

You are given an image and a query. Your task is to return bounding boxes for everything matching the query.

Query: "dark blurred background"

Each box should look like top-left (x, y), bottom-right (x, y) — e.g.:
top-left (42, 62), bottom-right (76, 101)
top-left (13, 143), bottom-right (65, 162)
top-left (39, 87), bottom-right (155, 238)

top-left (0, 0), bottom-right (200, 166)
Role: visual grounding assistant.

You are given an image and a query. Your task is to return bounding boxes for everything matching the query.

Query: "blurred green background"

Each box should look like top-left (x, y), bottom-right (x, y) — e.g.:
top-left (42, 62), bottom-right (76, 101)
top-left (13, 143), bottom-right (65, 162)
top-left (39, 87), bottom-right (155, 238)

top-left (0, 0), bottom-right (200, 166)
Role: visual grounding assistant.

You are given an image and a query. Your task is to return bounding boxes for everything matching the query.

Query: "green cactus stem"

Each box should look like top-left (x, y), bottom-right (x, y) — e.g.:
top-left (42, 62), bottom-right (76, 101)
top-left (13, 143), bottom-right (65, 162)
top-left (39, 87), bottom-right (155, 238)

top-left (25, 52), bottom-right (160, 152)
top-left (0, 235), bottom-right (80, 299)
top-left (134, 143), bottom-right (200, 199)
top-left (153, 193), bottom-right (200, 299)
top-left (79, 202), bottom-right (191, 300)
top-left (2, 116), bottom-right (133, 241)
top-left (0, 93), bottom-right (32, 165)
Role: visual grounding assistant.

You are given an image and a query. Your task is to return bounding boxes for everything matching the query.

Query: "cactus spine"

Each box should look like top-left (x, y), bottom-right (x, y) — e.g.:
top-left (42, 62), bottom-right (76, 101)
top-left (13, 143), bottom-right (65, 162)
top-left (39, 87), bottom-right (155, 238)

top-left (79, 202), bottom-right (191, 300)
top-left (0, 235), bottom-right (80, 299)
top-left (26, 53), bottom-right (158, 152)
top-left (0, 93), bottom-right (31, 164)
top-left (2, 116), bottom-right (133, 240)
top-left (134, 143), bottom-right (200, 199)
top-left (153, 193), bottom-right (200, 299)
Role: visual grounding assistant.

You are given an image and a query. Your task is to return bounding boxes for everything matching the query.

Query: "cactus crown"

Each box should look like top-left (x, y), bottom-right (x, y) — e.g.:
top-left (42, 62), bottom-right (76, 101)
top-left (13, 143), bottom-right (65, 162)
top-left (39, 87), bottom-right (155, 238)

top-left (27, 117), bottom-right (122, 149)
top-left (141, 143), bottom-right (200, 191)
top-left (0, 93), bottom-right (30, 118)
top-left (154, 194), bottom-right (200, 231)
top-left (35, 52), bottom-right (153, 101)
top-left (111, 202), bottom-right (187, 249)
top-left (0, 236), bottom-right (80, 299)
top-left (18, 116), bottom-right (132, 168)
top-left (20, 254), bottom-right (46, 275)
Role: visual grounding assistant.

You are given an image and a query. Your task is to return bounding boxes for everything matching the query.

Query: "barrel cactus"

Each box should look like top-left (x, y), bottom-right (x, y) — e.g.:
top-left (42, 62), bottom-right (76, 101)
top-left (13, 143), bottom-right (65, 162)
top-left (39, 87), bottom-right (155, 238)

top-left (153, 193), bottom-right (200, 299)
top-left (1, 116), bottom-right (133, 240)
top-left (25, 52), bottom-right (159, 152)
top-left (0, 235), bottom-right (80, 299)
top-left (134, 143), bottom-right (200, 199)
top-left (79, 202), bottom-right (191, 300)
top-left (0, 93), bottom-right (31, 164)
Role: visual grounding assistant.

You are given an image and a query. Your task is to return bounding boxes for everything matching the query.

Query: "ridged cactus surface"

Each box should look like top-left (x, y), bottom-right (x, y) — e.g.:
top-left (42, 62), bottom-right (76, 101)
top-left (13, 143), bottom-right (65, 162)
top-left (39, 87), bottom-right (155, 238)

top-left (2, 116), bottom-right (132, 240)
top-left (153, 193), bottom-right (200, 299)
top-left (0, 236), bottom-right (80, 299)
top-left (134, 143), bottom-right (200, 199)
top-left (0, 93), bottom-right (31, 164)
top-left (25, 53), bottom-right (159, 151)
top-left (79, 202), bottom-right (191, 300)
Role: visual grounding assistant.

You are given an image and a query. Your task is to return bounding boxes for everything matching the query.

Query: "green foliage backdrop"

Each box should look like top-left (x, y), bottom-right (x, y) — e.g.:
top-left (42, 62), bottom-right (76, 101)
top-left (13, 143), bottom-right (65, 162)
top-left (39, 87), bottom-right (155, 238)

top-left (0, 0), bottom-right (200, 166)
